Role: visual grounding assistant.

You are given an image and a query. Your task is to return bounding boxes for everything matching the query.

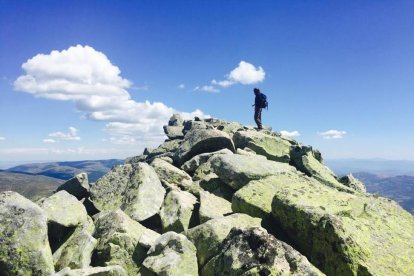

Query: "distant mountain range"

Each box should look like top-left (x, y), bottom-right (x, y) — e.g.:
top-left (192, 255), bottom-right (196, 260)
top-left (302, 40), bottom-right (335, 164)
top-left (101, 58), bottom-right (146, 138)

top-left (0, 171), bottom-right (64, 201)
top-left (6, 159), bottom-right (124, 182)
top-left (352, 172), bottom-right (414, 214)
top-left (325, 159), bottom-right (414, 214)
top-left (325, 158), bottom-right (414, 177)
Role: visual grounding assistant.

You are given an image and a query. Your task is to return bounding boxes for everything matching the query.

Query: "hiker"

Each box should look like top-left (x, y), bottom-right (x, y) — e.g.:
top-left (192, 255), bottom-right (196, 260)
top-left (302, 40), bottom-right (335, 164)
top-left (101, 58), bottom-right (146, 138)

top-left (252, 88), bottom-right (267, 129)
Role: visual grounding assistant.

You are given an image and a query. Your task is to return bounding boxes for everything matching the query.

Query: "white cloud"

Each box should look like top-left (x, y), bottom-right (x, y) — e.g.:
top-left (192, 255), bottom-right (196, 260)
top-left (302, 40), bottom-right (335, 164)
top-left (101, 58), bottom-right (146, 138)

top-left (198, 61), bottom-right (265, 92)
top-left (0, 136), bottom-right (5, 141)
top-left (109, 136), bottom-right (138, 145)
top-left (14, 45), bottom-right (207, 143)
top-left (194, 85), bottom-right (219, 93)
top-left (211, 79), bottom-right (234, 88)
top-left (43, 138), bottom-right (56, 144)
top-left (227, 61), bottom-right (265, 85)
top-left (178, 84), bottom-right (185, 89)
top-left (280, 130), bottom-right (300, 138)
top-left (318, 130), bottom-right (347, 139)
top-left (49, 127), bottom-right (80, 141)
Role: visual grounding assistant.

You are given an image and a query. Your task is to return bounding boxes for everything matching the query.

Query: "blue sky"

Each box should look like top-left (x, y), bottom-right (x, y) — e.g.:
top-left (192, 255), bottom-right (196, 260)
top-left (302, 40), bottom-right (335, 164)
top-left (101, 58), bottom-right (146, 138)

top-left (1, 0), bottom-right (414, 164)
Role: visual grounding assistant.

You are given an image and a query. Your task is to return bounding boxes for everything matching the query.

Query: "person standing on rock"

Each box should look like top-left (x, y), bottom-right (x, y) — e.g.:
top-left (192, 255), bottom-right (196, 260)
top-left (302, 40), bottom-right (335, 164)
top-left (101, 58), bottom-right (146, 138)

top-left (252, 88), bottom-right (267, 130)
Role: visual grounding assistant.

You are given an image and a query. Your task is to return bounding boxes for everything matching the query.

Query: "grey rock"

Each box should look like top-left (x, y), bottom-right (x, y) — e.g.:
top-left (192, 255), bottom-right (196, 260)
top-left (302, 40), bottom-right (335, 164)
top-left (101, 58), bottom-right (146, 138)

top-left (207, 154), bottom-right (296, 190)
top-left (290, 145), bottom-right (354, 193)
top-left (160, 189), bottom-right (198, 233)
top-left (142, 232), bottom-right (198, 276)
top-left (56, 172), bottom-right (90, 200)
top-left (183, 120), bottom-right (208, 134)
top-left (90, 163), bottom-right (166, 222)
top-left (174, 128), bottom-right (236, 166)
top-left (186, 213), bottom-right (262, 268)
top-left (124, 154), bottom-right (147, 165)
top-left (339, 174), bottom-right (366, 193)
top-left (55, 265), bottom-right (127, 276)
top-left (163, 125), bottom-right (184, 140)
top-left (121, 163), bottom-right (166, 222)
top-left (53, 216), bottom-right (97, 271)
top-left (147, 139), bottom-right (182, 159)
top-left (199, 190), bottom-right (232, 223)
top-left (181, 148), bottom-right (233, 174)
top-left (0, 191), bottom-right (54, 275)
top-left (93, 210), bottom-right (159, 275)
top-left (40, 190), bottom-right (88, 228)
top-left (233, 130), bottom-right (292, 163)
top-left (150, 158), bottom-right (194, 192)
top-left (168, 113), bottom-right (184, 126)
top-left (202, 227), bottom-right (324, 276)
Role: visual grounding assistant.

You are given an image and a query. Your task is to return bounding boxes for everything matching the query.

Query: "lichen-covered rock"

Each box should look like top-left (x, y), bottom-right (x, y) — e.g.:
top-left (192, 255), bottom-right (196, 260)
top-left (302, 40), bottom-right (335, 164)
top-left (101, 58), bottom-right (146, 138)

top-left (147, 139), bottom-right (182, 159)
top-left (53, 216), bottom-right (97, 271)
top-left (290, 145), bottom-right (353, 193)
top-left (90, 165), bottom-right (133, 212)
top-left (202, 227), bottom-right (324, 276)
top-left (215, 121), bottom-right (244, 136)
top-left (233, 130), bottom-right (292, 162)
top-left (56, 172), bottom-right (90, 200)
top-left (183, 120), bottom-right (208, 134)
top-left (186, 213), bottom-right (262, 268)
top-left (207, 154), bottom-right (296, 190)
top-left (0, 191), bottom-right (54, 275)
top-left (193, 161), bottom-right (235, 201)
top-left (93, 210), bottom-right (160, 275)
top-left (199, 190), bottom-right (232, 223)
top-left (40, 190), bottom-right (88, 227)
top-left (168, 113), bottom-right (184, 126)
top-left (236, 147), bottom-right (256, 156)
top-left (142, 232), bottom-right (198, 275)
top-left (90, 163), bottom-right (165, 221)
top-left (174, 128), bottom-right (236, 166)
top-left (150, 158), bottom-right (194, 192)
top-left (163, 125), bottom-right (184, 140)
top-left (339, 174), bottom-right (366, 193)
top-left (269, 174), bottom-right (414, 275)
top-left (160, 189), bottom-right (197, 232)
top-left (124, 154), bottom-right (147, 165)
top-left (181, 148), bottom-right (233, 174)
top-left (121, 163), bottom-right (166, 221)
top-left (55, 265), bottom-right (127, 276)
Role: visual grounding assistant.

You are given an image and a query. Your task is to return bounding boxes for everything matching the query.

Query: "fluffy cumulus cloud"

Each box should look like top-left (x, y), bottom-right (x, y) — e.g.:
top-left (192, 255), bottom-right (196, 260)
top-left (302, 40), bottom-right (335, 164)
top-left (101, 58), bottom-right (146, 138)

top-left (199, 61), bottom-right (265, 92)
top-left (14, 45), bottom-right (207, 144)
top-left (280, 130), bottom-right (300, 138)
top-left (318, 130), bottom-right (347, 139)
top-left (49, 127), bottom-right (80, 141)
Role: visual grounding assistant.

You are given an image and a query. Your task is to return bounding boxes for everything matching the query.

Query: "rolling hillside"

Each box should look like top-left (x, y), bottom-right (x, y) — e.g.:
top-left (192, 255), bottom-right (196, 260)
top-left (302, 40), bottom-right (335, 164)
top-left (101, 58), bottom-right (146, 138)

top-left (0, 171), bottom-right (64, 201)
top-left (7, 159), bottom-right (124, 182)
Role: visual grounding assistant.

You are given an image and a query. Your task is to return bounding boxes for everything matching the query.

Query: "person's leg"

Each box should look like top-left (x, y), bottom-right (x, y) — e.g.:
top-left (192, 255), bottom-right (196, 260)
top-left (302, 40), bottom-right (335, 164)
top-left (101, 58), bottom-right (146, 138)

top-left (257, 108), bottom-right (262, 129)
top-left (254, 107), bottom-right (262, 129)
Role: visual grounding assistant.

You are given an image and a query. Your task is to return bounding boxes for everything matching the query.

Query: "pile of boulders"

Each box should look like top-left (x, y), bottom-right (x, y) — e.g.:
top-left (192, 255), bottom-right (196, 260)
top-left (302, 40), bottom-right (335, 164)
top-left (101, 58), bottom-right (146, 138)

top-left (1, 115), bottom-right (414, 276)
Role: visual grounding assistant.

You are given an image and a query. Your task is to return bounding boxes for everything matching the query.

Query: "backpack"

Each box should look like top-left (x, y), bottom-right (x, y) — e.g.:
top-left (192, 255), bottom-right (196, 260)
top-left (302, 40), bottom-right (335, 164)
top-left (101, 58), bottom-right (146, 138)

top-left (259, 93), bottom-right (268, 109)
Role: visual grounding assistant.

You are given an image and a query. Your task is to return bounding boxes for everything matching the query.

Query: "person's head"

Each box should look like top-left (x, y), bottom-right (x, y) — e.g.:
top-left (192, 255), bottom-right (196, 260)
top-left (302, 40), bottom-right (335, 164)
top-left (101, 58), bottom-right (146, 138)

top-left (253, 88), bottom-right (260, 95)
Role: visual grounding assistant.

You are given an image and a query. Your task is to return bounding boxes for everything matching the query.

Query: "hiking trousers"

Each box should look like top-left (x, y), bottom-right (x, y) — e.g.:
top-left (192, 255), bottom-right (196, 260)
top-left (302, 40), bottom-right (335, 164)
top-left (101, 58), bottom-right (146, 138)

top-left (254, 107), bottom-right (262, 129)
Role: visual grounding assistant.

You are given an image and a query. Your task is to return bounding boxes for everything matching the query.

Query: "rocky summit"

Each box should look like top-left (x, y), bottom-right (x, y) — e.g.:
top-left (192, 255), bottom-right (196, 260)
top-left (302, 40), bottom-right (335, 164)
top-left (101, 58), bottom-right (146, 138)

top-left (1, 115), bottom-right (414, 276)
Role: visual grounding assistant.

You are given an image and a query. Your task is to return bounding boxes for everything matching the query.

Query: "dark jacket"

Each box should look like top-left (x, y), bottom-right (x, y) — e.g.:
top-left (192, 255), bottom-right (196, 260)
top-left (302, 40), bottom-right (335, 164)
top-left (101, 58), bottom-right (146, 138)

top-left (254, 93), bottom-right (262, 108)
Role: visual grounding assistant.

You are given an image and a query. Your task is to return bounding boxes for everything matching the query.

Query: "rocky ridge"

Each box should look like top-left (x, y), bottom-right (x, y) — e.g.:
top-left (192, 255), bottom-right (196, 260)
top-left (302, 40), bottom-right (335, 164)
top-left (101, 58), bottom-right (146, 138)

top-left (1, 115), bottom-right (414, 276)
